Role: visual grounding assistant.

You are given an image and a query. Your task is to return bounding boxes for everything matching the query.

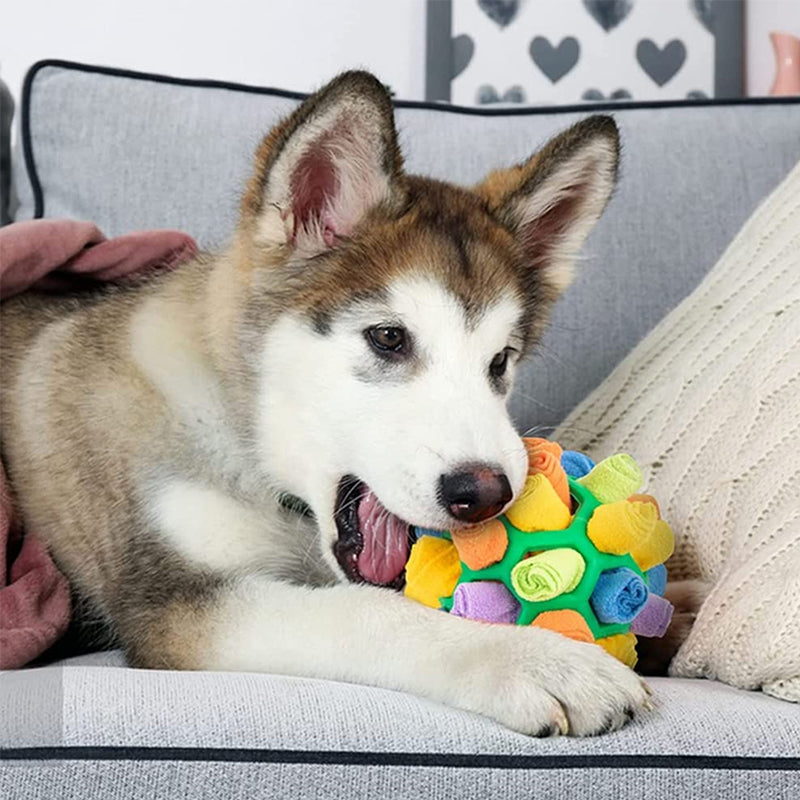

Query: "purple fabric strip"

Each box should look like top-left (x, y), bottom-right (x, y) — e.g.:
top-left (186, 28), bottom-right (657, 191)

top-left (451, 581), bottom-right (521, 624)
top-left (630, 593), bottom-right (674, 637)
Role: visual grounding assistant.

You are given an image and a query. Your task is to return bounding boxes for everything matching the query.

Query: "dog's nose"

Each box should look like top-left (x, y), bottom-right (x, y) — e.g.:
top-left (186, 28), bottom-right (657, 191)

top-left (439, 467), bottom-right (513, 524)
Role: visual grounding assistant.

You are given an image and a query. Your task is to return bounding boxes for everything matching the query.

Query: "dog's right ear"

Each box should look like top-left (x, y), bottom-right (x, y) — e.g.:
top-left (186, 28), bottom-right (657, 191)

top-left (474, 116), bottom-right (620, 296)
top-left (241, 71), bottom-right (405, 256)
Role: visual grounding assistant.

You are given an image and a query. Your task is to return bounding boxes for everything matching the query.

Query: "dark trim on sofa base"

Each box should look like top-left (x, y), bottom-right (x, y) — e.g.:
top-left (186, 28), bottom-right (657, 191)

top-left (1, 747), bottom-right (799, 771)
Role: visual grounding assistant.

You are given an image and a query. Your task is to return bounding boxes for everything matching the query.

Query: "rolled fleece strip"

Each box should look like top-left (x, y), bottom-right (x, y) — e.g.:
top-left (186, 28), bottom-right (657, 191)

top-left (413, 527), bottom-right (447, 540)
top-left (506, 474), bottom-right (571, 533)
top-left (634, 520), bottom-right (674, 572)
top-left (510, 547), bottom-right (585, 602)
top-left (645, 563), bottom-right (668, 596)
top-left (523, 437), bottom-right (563, 460)
top-left (630, 592), bottom-right (674, 637)
top-left (589, 567), bottom-right (649, 624)
top-left (560, 450), bottom-right (595, 478)
top-left (597, 632), bottom-right (638, 668)
top-left (450, 518), bottom-right (509, 570)
top-left (451, 581), bottom-right (521, 624)
top-left (404, 536), bottom-right (461, 609)
top-left (628, 493), bottom-right (661, 516)
top-left (586, 500), bottom-right (674, 571)
top-left (577, 453), bottom-right (642, 503)
top-left (532, 609), bottom-right (594, 643)
top-left (525, 441), bottom-right (571, 509)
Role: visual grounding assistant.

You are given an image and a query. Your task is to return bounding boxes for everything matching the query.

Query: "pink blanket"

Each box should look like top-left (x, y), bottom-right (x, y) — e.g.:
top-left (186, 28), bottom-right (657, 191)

top-left (0, 219), bottom-right (197, 668)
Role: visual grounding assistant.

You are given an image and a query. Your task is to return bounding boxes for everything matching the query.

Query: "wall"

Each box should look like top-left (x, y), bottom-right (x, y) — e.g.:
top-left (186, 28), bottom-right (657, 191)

top-left (1, 1), bottom-right (798, 107)
top-left (0, 0), bottom-right (427, 103)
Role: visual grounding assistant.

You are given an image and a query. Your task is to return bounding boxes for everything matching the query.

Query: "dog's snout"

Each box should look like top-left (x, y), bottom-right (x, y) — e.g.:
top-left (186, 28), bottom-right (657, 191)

top-left (439, 466), bottom-right (513, 524)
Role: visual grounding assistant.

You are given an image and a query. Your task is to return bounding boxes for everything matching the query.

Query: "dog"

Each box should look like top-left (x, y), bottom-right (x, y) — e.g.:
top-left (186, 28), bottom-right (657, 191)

top-left (0, 71), bottom-right (653, 736)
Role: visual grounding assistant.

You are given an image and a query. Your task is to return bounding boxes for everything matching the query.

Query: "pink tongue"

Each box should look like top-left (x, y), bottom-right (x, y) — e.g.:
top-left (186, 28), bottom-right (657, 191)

top-left (356, 490), bottom-right (410, 585)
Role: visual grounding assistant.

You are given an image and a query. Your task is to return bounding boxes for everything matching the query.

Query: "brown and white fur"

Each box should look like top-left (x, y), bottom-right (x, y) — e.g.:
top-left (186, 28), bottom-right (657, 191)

top-left (1, 72), bottom-right (659, 736)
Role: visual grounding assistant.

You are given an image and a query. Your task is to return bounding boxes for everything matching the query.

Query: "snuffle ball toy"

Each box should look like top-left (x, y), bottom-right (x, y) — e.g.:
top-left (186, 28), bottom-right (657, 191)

top-left (404, 438), bottom-right (675, 668)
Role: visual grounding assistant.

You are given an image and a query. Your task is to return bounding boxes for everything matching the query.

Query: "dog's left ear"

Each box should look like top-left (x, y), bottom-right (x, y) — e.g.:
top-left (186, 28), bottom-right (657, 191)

top-left (241, 71), bottom-right (405, 255)
top-left (475, 115), bottom-right (619, 295)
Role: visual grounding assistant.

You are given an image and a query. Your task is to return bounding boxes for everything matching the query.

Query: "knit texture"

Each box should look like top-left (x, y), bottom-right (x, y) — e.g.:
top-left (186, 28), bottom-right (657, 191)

top-left (556, 161), bottom-right (800, 701)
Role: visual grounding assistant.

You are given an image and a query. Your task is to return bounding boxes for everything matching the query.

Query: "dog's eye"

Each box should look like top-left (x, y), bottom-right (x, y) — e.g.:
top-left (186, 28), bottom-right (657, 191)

top-left (490, 349), bottom-right (511, 378)
top-left (366, 326), bottom-right (407, 353)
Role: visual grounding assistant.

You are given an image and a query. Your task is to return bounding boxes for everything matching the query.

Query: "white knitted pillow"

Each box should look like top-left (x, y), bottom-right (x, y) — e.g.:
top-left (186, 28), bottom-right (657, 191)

top-left (555, 160), bottom-right (800, 702)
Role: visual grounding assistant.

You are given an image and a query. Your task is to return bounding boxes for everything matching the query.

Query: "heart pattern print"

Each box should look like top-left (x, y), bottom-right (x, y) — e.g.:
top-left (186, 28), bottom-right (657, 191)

top-left (583, 0), bottom-right (633, 32)
top-left (636, 39), bottom-right (688, 86)
top-left (477, 0), bottom-right (520, 28)
top-left (529, 36), bottom-right (581, 83)
top-left (452, 0), bottom-right (716, 105)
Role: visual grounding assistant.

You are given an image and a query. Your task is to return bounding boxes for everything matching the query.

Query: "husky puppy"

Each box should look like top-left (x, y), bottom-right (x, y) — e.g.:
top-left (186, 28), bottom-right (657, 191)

top-left (0, 72), bottom-right (651, 736)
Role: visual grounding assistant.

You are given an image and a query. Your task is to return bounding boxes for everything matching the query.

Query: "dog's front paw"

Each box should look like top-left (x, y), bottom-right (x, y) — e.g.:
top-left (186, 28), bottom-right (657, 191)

top-left (454, 625), bottom-right (652, 736)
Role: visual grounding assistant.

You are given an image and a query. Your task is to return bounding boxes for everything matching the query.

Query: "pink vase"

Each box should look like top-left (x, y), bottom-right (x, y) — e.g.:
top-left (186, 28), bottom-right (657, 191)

top-left (770, 32), bottom-right (800, 96)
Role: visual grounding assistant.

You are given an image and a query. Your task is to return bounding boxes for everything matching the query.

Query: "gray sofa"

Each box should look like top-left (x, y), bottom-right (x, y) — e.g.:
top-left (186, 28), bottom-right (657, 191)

top-left (1, 61), bottom-right (799, 798)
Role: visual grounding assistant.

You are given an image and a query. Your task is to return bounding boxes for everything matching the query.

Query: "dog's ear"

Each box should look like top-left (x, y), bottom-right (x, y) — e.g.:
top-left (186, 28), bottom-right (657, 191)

top-left (474, 116), bottom-right (619, 295)
top-left (241, 71), bottom-right (404, 255)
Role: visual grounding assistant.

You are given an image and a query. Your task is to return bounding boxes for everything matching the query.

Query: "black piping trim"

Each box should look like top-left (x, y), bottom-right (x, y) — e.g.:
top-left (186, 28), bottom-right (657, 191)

top-left (1, 747), bottom-right (798, 770)
top-left (20, 58), bottom-right (800, 221)
top-left (20, 61), bottom-right (45, 220)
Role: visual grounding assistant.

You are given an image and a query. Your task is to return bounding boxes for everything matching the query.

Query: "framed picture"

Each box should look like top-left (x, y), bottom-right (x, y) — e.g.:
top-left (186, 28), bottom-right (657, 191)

top-left (426, 0), bottom-right (744, 105)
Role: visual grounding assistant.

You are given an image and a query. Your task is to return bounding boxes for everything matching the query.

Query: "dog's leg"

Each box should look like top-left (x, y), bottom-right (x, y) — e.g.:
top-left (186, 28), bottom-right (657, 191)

top-left (129, 577), bottom-right (650, 737)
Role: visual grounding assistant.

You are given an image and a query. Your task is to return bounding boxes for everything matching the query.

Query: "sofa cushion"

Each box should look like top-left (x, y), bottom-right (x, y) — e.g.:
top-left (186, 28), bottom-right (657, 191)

top-left (1, 652), bottom-right (798, 799)
top-left (13, 60), bottom-right (800, 430)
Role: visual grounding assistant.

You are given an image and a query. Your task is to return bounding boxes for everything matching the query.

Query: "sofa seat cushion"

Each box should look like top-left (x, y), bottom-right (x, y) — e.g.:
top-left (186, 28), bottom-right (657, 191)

top-left (1, 652), bottom-right (798, 798)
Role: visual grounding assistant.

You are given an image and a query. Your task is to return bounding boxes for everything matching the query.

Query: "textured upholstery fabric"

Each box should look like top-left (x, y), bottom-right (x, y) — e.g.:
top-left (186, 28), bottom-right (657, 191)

top-left (557, 160), bottom-right (800, 702)
top-left (3, 761), bottom-right (797, 800)
top-left (12, 62), bottom-right (800, 431)
top-left (1, 652), bottom-right (798, 798)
